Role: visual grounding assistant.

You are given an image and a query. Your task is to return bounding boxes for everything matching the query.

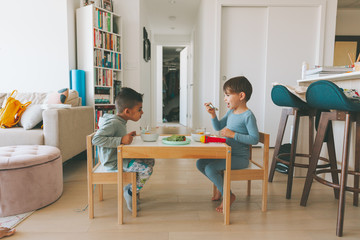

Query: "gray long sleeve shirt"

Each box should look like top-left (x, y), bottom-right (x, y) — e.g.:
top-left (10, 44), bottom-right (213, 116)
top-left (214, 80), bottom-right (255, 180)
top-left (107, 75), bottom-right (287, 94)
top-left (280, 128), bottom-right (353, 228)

top-left (92, 113), bottom-right (130, 170)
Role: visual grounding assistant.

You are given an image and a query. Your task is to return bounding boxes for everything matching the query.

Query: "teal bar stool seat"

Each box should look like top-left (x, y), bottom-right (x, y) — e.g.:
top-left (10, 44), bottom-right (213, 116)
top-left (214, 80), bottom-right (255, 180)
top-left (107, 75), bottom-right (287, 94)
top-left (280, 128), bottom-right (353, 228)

top-left (268, 85), bottom-right (332, 199)
top-left (300, 80), bottom-right (360, 237)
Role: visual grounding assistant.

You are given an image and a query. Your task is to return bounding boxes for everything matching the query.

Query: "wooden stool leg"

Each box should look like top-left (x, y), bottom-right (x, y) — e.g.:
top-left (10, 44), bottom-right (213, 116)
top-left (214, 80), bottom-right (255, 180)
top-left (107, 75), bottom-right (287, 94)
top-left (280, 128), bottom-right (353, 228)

top-left (353, 115), bottom-right (360, 206)
top-left (286, 109), bottom-right (300, 199)
top-left (326, 123), bottom-right (340, 199)
top-left (301, 112), bottom-right (330, 206)
top-left (336, 114), bottom-right (352, 237)
top-left (269, 109), bottom-right (290, 182)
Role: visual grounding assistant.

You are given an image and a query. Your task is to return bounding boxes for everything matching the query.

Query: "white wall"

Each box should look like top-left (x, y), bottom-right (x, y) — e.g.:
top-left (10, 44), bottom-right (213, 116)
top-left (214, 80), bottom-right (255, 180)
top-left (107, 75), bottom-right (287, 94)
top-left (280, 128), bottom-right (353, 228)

top-left (0, 0), bottom-right (78, 92)
top-left (115, 0), bottom-right (152, 132)
top-left (140, 0), bottom-right (152, 127)
top-left (336, 9), bottom-right (360, 35)
top-left (192, 0), bottom-right (217, 134)
top-left (192, 0), bottom-right (338, 138)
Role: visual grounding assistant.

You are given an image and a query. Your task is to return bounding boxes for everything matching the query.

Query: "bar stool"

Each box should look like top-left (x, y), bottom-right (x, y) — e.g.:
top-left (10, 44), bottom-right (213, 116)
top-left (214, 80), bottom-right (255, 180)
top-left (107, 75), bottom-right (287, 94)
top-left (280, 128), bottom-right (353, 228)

top-left (268, 85), bottom-right (336, 199)
top-left (300, 80), bottom-right (360, 237)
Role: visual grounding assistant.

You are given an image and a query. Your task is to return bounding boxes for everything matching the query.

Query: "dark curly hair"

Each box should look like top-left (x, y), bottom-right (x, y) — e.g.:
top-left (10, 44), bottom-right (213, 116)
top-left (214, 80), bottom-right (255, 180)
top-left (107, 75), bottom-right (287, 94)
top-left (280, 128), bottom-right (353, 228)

top-left (115, 87), bottom-right (143, 113)
top-left (223, 76), bottom-right (253, 102)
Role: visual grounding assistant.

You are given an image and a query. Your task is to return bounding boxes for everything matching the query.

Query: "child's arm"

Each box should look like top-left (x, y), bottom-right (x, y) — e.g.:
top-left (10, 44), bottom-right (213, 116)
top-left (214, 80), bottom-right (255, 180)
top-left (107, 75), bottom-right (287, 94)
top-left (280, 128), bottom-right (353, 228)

top-left (233, 113), bottom-right (259, 145)
top-left (211, 110), bottom-right (230, 131)
top-left (121, 131), bottom-right (136, 145)
top-left (92, 122), bottom-right (122, 148)
top-left (204, 102), bottom-right (216, 118)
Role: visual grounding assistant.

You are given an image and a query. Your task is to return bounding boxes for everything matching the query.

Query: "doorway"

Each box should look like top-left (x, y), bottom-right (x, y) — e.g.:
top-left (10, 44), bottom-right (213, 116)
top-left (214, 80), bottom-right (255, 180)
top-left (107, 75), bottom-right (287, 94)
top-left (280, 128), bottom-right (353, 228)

top-left (160, 46), bottom-right (188, 126)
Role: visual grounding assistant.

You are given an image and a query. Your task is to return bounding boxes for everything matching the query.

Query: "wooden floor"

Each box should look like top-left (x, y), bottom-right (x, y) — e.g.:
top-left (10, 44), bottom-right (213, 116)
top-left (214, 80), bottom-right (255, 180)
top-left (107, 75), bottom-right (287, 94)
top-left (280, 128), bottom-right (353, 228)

top-left (12, 130), bottom-right (360, 239)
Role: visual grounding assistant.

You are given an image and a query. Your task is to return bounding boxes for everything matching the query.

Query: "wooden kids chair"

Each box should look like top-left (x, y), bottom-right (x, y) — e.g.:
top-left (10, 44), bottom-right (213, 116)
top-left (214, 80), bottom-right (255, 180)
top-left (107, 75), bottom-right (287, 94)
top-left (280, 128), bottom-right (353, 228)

top-left (219, 132), bottom-right (269, 224)
top-left (87, 133), bottom-right (137, 224)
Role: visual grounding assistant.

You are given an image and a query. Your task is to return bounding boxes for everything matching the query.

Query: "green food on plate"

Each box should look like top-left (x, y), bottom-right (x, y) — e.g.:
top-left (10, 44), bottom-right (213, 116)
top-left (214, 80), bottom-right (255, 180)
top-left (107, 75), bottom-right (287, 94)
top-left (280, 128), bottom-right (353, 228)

top-left (166, 135), bottom-right (186, 142)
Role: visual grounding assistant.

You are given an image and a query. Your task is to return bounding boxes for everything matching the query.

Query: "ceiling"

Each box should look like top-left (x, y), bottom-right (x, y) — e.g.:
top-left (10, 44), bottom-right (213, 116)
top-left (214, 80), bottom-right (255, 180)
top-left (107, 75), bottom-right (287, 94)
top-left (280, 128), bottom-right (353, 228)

top-left (143, 0), bottom-right (201, 35)
top-left (144, 0), bottom-right (360, 36)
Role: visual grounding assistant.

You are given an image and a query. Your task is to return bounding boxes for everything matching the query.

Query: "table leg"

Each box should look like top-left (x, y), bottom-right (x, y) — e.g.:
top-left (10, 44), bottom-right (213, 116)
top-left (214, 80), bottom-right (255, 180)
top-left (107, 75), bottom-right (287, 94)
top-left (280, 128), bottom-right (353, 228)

top-left (224, 147), bottom-right (231, 225)
top-left (118, 147), bottom-right (124, 224)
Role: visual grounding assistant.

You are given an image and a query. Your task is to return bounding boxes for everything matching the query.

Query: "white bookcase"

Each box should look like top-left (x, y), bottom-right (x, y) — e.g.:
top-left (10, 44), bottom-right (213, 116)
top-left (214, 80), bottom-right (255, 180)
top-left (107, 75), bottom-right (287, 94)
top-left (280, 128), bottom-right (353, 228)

top-left (76, 5), bottom-right (123, 129)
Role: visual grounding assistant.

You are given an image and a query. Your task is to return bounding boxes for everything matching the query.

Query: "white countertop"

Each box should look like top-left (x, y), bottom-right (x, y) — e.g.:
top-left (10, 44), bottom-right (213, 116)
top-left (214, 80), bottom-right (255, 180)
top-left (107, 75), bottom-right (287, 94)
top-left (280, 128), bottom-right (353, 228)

top-left (297, 71), bottom-right (360, 84)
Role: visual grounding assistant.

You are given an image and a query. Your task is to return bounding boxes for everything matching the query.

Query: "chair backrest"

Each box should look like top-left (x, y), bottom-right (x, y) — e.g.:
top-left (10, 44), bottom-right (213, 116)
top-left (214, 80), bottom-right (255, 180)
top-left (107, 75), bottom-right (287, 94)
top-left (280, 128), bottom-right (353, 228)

top-left (87, 132), bottom-right (99, 171)
top-left (249, 132), bottom-right (270, 171)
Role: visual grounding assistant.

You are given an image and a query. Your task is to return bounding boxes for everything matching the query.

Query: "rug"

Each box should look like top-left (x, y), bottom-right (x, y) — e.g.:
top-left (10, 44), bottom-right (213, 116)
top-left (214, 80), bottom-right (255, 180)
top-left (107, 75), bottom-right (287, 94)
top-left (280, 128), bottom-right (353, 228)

top-left (0, 211), bottom-right (34, 229)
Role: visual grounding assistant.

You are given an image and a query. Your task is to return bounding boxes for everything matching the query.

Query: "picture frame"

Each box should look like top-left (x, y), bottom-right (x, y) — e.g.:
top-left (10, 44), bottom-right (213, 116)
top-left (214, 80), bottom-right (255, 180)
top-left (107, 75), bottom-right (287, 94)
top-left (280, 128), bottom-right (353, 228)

top-left (143, 27), bottom-right (151, 62)
top-left (334, 35), bottom-right (360, 66)
top-left (102, 0), bottom-right (112, 11)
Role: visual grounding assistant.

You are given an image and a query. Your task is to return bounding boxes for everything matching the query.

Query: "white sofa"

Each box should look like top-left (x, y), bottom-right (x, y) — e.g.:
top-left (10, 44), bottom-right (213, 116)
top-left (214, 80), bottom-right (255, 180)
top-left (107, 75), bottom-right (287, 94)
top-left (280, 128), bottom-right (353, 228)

top-left (0, 90), bottom-right (94, 162)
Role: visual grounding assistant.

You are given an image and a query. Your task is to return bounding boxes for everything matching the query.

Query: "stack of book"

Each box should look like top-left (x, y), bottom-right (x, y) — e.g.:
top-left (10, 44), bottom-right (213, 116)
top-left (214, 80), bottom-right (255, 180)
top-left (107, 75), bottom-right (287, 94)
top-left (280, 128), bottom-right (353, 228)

top-left (305, 66), bottom-right (353, 79)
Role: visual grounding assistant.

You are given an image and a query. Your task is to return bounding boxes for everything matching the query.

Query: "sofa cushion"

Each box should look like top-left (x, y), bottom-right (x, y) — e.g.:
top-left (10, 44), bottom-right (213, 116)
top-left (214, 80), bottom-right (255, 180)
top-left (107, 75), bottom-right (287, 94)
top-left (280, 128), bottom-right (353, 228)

top-left (0, 127), bottom-right (43, 146)
top-left (47, 88), bottom-right (69, 104)
top-left (1, 92), bottom-right (48, 108)
top-left (19, 104), bottom-right (44, 130)
top-left (66, 90), bottom-right (81, 107)
top-left (0, 93), bottom-right (6, 107)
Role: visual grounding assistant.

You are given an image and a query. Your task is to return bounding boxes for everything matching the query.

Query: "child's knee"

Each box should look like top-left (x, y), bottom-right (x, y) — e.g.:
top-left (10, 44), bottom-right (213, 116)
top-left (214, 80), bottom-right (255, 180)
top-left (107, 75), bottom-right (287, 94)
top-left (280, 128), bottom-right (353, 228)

top-left (204, 165), bottom-right (218, 177)
top-left (196, 159), bottom-right (205, 171)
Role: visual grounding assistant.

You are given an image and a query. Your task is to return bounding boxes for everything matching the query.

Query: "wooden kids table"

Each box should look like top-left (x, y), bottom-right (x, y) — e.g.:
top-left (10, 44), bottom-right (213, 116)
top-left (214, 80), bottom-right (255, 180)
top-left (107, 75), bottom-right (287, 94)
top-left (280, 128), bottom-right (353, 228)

top-left (117, 136), bottom-right (232, 224)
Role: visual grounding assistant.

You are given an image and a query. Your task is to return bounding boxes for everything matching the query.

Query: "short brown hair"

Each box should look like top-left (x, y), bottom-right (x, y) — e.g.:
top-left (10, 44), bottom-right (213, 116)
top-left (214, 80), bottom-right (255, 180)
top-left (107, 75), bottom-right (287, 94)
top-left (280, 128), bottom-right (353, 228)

top-left (223, 76), bottom-right (253, 101)
top-left (115, 87), bottom-right (143, 113)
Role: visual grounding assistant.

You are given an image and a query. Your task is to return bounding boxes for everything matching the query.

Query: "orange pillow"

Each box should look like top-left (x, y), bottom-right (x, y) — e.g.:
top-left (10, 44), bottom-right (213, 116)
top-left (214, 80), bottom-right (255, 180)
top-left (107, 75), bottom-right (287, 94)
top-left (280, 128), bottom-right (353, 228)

top-left (47, 88), bottom-right (69, 104)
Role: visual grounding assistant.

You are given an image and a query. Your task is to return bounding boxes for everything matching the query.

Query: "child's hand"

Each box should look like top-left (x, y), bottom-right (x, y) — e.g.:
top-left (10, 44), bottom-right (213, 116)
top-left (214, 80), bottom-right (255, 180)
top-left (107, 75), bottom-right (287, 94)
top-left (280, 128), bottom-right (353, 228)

top-left (121, 131), bottom-right (136, 145)
top-left (220, 128), bottom-right (235, 138)
top-left (204, 102), bottom-right (216, 118)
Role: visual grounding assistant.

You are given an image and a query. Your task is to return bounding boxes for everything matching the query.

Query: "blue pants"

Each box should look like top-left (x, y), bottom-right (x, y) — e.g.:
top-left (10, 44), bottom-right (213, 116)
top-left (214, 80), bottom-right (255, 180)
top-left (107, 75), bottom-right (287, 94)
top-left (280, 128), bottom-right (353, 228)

top-left (196, 158), bottom-right (249, 196)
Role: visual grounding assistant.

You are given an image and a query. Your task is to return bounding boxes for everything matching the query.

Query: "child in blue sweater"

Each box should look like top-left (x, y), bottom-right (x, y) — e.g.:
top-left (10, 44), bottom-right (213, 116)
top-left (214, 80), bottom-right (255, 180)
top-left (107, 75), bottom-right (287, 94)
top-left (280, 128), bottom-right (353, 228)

top-left (197, 76), bottom-right (259, 213)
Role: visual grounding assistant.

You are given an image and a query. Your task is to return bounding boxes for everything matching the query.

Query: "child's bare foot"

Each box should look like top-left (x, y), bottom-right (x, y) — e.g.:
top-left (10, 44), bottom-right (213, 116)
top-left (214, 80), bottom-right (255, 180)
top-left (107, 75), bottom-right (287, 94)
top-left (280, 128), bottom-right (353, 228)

top-left (216, 193), bottom-right (236, 213)
top-left (0, 227), bottom-right (15, 239)
top-left (211, 189), bottom-right (222, 201)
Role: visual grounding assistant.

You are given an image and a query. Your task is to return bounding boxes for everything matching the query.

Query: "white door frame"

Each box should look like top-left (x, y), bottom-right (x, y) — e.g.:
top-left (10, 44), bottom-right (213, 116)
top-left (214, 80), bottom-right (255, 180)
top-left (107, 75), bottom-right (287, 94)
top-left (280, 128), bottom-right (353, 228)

top-left (179, 47), bottom-right (188, 126)
top-left (154, 44), bottom-right (192, 126)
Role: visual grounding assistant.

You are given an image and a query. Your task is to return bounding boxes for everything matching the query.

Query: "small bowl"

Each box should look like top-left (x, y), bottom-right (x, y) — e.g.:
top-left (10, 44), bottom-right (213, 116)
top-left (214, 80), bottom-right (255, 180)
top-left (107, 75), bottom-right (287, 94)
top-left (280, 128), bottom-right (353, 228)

top-left (140, 133), bottom-right (159, 142)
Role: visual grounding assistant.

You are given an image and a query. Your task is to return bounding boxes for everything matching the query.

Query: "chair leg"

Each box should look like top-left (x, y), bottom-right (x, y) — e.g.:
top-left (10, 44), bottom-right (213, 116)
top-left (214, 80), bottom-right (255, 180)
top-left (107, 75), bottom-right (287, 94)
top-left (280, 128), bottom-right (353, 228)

top-left (353, 115), bottom-right (360, 206)
top-left (247, 180), bottom-right (251, 196)
top-left (269, 109), bottom-right (290, 182)
top-left (132, 174), bottom-right (137, 218)
top-left (88, 183), bottom-right (94, 219)
top-left (326, 123), bottom-right (340, 199)
top-left (286, 109), bottom-right (300, 199)
top-left (336, 114), bottom-right (352, 237)
top-left (262, 176), bottom-right (268, 212)
top-left (98, 184), bottom-right (103, 201)
top-left (301, 113), bottom-right (330, 206)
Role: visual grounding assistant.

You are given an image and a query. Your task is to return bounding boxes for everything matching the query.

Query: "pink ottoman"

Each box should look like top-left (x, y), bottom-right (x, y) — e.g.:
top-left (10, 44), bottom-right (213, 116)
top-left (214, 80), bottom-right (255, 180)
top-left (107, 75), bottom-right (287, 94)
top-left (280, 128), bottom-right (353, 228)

top-left (0, 145), bottom-right (63, 217)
